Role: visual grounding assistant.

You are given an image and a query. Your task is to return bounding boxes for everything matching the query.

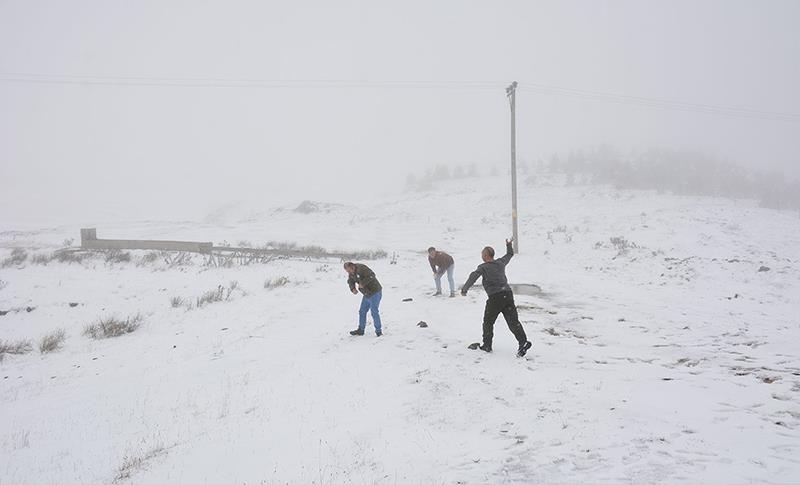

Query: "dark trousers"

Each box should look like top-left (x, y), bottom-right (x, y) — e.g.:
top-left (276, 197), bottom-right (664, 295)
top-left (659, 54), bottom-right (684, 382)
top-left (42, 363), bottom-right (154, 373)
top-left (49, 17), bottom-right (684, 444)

top-left (483, 290), bottom-right (527, 347)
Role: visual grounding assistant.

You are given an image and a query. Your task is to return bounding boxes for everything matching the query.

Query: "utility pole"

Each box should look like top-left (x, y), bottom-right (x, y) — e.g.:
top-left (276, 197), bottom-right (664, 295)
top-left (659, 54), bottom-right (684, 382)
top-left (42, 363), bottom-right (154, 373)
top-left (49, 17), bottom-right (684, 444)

top-left (506, 81), bottom-right (519, 253)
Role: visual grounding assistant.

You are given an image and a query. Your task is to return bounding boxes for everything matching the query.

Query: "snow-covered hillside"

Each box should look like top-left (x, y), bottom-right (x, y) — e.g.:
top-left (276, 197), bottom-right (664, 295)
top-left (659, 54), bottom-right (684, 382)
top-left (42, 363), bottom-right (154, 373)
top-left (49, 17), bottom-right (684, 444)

top-left (1, 175), bottom-right (799, 484)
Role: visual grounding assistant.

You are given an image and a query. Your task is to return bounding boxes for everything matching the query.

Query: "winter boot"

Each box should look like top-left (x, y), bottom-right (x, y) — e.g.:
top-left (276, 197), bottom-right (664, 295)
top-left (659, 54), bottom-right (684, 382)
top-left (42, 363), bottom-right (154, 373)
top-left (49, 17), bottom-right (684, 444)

top-left (432, 291), bottom-right (442, 296)
top-left (479, 344), bottom-right (493, 353)
top-left (350, 328), bottom-right (365, 336)
top-left (517, 341), bottom-right (532, 357)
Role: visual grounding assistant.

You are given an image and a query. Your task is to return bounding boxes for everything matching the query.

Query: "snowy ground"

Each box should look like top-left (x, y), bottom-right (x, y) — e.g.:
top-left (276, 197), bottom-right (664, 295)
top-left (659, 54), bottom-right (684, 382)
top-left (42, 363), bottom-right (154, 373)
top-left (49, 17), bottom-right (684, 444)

top-left (1, 175), bottom-right (799, 484)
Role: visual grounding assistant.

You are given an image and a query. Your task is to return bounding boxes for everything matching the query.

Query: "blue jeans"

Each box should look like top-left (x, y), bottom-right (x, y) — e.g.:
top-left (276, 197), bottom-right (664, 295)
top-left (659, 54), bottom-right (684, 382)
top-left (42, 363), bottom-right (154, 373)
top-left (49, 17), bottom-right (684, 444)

top-left (358, 290), bottom-right (382, 332)
top-left (434, 264), bottom-right (455, 294)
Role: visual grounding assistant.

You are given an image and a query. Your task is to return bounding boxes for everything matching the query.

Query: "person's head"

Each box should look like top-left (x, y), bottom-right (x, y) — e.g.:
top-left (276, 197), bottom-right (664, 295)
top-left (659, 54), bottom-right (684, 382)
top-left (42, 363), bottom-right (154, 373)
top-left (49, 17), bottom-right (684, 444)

top-left (481, 246), bottom-right (495, 263)
top-left (343, 262), bottom-right (356, 275)
top-left (427, 246), bottom-right (436, 258)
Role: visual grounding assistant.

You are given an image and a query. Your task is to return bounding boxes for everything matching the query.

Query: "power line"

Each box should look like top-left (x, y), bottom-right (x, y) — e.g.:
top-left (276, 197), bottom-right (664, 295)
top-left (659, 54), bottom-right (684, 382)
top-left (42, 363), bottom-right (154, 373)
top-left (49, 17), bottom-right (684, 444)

top-left (1, 72), bottom-right (798, 122)
top-left (518, 82), bottom-right (800, 123)
top-left (0, 72), bottom-right (503, 90)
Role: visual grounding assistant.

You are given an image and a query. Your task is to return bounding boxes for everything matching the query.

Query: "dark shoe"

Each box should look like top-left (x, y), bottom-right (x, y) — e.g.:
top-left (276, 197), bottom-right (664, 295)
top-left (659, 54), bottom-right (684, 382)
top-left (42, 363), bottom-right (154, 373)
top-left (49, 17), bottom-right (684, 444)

top-left (449, 292), bottom-right (456, 298)
top-left (432, 291), bottom-right (442, 296)
top-left (517, 341), bottom-right (532, 357)
top-left (376, 330), bottom-right (382, 337)
top-left (479, 344), bottom-right (493, 353)
top-left (349, 329), bottom-right (364, 336)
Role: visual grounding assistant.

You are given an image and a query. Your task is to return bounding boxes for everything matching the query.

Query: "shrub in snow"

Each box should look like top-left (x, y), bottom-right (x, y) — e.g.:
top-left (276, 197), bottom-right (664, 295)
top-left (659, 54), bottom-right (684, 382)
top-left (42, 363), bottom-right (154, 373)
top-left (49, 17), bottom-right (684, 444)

top-left (195, 284), bottom-right (237, 307)
top-left (170, 296), bottom-right (184, 308)
top-left (2, 248), bottom-right (28, 267)
top-left (137, 251), bottom-right (160, 266)
top-left (83, 314), bottom-right (143, 339)
top-left (264, 240), bottom-right (296, 250)
top-left (30, 252), bottom-right (53, 265)
top-left (104, 250), bottom-right (132, 264)
top-left (0, 339), bottom-right (33, 360)
top-left (547, 225), bottom-right (572, 244)
top-left (264, 276), bottom-right (290, 289)
top-left (54, 250), bottom-right (87, 264)
top-left (609, 236), bottom-right (637, 256)
top-left (115, 445), bottom-right (166, 482)
top-left (39, 329), bottom-right (66, 354)
top-left (348, 249), bottom-right (388, 260)
top-left (162, 251), bottom-right (193, 268)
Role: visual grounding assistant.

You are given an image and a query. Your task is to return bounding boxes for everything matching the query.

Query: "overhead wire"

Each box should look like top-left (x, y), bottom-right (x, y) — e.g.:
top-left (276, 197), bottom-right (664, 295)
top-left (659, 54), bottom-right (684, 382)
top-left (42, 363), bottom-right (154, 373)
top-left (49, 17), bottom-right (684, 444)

top-left (1, 72), bottom-right (798, 122)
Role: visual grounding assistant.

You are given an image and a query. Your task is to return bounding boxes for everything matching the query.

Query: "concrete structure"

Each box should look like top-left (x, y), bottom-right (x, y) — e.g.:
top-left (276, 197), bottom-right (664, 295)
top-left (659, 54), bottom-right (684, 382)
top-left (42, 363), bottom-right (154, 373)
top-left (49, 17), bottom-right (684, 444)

top-left (80, 228), bottom-right (213, 254)
top-left (78, 228), bottom-right (383, 262)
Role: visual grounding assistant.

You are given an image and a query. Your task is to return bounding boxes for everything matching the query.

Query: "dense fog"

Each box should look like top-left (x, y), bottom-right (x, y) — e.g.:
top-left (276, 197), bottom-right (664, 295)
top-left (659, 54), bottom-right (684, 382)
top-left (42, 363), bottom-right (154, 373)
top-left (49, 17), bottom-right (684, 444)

top-left (1, 0), bottom-right (798, 224)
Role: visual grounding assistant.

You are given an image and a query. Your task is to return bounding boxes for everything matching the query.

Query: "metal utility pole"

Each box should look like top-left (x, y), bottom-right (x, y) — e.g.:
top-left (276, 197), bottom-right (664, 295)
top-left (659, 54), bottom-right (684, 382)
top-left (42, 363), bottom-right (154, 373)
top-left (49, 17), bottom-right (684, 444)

top-left (506, 81), bottom-right (519, 253)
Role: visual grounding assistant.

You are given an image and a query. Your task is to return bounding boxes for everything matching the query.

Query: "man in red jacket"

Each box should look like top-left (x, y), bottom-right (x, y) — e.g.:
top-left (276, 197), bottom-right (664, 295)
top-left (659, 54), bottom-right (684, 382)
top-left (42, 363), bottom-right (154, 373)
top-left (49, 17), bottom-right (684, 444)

top-left (427, 246), bottom-right (456, 297)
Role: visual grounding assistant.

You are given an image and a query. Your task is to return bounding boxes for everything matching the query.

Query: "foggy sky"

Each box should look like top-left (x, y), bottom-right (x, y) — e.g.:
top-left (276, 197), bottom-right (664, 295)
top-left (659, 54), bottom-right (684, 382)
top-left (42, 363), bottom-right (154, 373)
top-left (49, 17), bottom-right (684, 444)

top-left (1, 0), bottom-right (798, 224)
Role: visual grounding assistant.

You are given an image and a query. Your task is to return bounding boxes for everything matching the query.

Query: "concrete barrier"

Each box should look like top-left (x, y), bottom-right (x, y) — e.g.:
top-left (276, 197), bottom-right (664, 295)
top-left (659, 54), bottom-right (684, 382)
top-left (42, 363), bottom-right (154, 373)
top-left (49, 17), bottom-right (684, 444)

top-left (80, 228), bottom-right (213, 254)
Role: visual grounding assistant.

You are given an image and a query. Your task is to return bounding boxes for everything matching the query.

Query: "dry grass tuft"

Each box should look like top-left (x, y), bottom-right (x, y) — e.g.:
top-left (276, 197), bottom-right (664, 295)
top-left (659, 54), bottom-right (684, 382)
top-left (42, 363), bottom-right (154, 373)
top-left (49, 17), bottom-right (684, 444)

top-left (83, 314), bottom-right (143, 339)
top-left (39, 329), bottom-right (66, 354)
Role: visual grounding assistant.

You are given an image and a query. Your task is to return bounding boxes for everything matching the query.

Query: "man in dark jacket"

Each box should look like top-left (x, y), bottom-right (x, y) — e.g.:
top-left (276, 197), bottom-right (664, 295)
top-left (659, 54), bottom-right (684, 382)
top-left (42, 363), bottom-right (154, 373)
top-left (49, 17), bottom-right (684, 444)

top-left (461, 238), bottom-right (532, 357)
top-left (343, 262), bottom-right (383, 336)
top-left (427, 246), bottom-right (455, 297)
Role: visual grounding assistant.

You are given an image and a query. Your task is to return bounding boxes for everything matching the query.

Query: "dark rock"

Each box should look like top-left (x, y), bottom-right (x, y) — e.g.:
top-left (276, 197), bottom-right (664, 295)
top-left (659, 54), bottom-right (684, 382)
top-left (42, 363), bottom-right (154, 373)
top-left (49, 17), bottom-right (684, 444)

top-left (417, 321), bottom-right (428, 328)
top-left (25, 306), bottom-right (35, 313)
top-left (294, 200), bottom-right (320, 213)
top-left (758, 266), bottom-right (770, 272)
top-left (0, 310), bottom-right (8, 316)
top-left (69, 302), bottom-right (79, 307)
top-left (402, 298), bottom-right (413, 302)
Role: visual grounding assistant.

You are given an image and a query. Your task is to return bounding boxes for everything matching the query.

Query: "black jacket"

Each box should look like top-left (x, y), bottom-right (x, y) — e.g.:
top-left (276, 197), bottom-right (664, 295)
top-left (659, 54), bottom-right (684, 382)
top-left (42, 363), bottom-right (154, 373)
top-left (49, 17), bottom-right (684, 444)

top-left (347, 263), bottom-right (382, 297)
top-left (462, 242), bottom-right (513, 296)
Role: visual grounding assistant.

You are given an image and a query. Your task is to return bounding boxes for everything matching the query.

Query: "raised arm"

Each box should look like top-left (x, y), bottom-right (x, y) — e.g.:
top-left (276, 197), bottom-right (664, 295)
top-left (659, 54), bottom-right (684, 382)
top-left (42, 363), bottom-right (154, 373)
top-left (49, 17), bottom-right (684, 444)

top-left (497, 239), bottom-right (514, 265)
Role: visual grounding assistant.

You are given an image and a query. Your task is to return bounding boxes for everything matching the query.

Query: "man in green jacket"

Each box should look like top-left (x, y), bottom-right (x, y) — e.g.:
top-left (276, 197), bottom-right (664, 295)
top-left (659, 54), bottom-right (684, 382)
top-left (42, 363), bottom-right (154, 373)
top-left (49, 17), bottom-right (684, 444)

top-left (343, 262), bottom-right (383, 336)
